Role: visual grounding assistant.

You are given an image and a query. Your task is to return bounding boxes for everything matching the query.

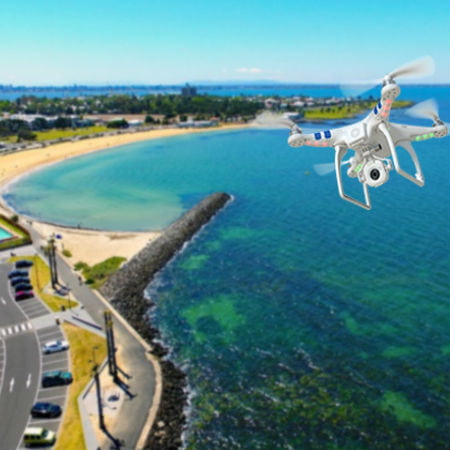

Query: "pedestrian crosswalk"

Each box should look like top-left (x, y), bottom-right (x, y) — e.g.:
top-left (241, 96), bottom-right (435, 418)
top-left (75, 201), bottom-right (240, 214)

top-left (0, 322), bottom-right (32, 338)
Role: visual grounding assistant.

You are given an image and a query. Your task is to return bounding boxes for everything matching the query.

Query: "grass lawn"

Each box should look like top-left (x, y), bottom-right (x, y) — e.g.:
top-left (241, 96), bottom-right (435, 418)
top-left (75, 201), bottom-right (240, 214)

top-left (55, 323), bottom-right (107, 450)
top-left (303, 100), bottom-right (412, 120)
top-left (8, 255), bottom-right (78, 311)
top-left (34, 125), bottom-right (108, 141)
top-left (0, 216), bottom-right (32, 250)
top-left (75, 256), bottom-right (126, 289)
top-left (1, 125), bottom-right (108, 143)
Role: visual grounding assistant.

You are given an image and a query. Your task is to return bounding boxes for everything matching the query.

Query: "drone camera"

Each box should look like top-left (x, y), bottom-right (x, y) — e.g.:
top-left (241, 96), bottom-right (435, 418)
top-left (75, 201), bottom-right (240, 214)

top-left (362, 159), bottom-right (390, 187)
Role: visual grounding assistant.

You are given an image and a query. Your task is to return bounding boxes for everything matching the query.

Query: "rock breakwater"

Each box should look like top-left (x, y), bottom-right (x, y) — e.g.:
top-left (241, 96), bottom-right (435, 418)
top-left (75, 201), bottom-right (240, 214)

top-left (101, 192), bottom-right (232, 449)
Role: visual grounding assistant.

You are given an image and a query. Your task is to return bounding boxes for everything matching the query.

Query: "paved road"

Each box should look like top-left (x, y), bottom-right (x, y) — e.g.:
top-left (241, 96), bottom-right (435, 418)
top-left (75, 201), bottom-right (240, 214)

top-left (0, 257), bottom-right (69, 449)
top-left (1, 333), bottom-right (40, 449)
top-left (0, 263), bottom-right (41, 449)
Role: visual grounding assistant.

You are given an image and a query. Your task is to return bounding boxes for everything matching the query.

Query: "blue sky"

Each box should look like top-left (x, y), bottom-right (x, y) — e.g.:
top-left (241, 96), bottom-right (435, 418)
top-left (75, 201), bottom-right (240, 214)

top-left (1, 0), bottom-right (449, 85)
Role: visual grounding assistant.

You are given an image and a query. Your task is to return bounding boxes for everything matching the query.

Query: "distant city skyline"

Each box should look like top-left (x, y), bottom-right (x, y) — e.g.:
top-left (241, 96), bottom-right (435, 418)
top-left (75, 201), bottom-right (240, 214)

top-left (1, 0), bottom-right (449, 86)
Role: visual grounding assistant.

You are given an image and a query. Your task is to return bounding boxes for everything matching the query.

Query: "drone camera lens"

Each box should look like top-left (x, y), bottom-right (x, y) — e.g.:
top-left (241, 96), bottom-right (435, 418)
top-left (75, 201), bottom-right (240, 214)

top-left (370, 168), bottom-right (381, 180)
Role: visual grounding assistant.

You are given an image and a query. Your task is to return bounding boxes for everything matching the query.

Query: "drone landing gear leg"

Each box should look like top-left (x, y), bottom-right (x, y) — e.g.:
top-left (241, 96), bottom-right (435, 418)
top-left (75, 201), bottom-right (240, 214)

top-left (334, 146), bottom-right (371, 210)
top-left (378, 123), bottom-right (424, 187)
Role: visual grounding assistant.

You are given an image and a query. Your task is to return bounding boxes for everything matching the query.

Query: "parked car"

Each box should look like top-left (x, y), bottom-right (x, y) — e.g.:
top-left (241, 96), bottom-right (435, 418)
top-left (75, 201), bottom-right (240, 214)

top-left (8, 269), bottom-right (28, 279)
top-left (15, 291), bottom-right (34, 301)
top-left (23, 427), bottom-right (56, 446)
top-left (42, 340), bottom-right (69, 354)
top-left (42, 370), bottom-right (72, 388)
top-left (14, 283), bottom-right (33, 292)
top-left (30, 402), bottom-right (62, 418)
top-left (15, 260), bottom-right (34, 268)
top-left (11, 277), bottom-right (30, 286)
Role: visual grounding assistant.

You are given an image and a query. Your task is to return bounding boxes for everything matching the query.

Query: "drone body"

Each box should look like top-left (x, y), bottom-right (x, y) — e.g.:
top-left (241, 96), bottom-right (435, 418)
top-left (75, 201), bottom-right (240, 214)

top-left (285, 58), bottom-right (448, 209)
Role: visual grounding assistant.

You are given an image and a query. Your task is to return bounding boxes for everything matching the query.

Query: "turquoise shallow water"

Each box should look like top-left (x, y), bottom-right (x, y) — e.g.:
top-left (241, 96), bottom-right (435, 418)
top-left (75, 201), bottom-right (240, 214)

top-left (5, 87), bottom-right (450, 449)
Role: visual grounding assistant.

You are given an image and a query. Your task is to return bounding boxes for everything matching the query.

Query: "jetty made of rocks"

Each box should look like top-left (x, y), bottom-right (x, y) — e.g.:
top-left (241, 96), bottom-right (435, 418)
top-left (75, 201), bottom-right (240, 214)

top-left (101, 191), bottom-right (232, 449)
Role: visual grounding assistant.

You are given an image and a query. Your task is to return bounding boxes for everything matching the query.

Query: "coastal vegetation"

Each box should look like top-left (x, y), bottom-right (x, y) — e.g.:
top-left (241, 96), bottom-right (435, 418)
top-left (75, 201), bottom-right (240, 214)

top-left (55, 322), bottom-right (107, 450)
top-left (0, 93), bottom-right (412, 144)
top-left (75, 256), bottom-right (126, 289)
top-left (0, 94), bottom-right (263, 119)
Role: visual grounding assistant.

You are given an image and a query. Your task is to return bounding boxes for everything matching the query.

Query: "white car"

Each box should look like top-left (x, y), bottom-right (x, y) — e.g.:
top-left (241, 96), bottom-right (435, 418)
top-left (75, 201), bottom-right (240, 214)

top-left (42, 340), bottom-right (69, 354)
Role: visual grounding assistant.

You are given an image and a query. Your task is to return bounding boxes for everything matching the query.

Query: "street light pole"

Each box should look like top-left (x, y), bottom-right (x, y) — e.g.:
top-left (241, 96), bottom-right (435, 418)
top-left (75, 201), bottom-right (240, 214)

top-left (91, 346), bottom-right (105, 431)
top-left (47, 235), bottom-right (59, 288)
top-left (104, 310), bottom-right (118, 381)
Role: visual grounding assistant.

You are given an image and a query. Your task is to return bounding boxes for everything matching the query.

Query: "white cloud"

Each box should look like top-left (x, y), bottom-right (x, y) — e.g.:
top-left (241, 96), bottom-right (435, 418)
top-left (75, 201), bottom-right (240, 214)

top-left (235, 67), bottom-right (263, 74)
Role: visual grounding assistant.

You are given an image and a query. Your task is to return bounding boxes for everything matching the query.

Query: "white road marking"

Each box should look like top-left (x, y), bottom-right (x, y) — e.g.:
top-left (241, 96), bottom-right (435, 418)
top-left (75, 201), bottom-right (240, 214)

top-left (7, 327), bottom-right (12, 335)
top-left (1, 297), bottom-right (6, 305)
top-left (1, 329), bottom-right (6, 337)
top-left (13, 325), bottom-right (19, 333)
top-left (20, 324), bottom-right (27, 332)
top-left (26, 373), bottom-right (32, 388)
top-left (27, 322), bottom-right (32, 330)
top-left (37, 394), bottom-right (66, 401)
top-left (9, 377), bottom-right (14, 392)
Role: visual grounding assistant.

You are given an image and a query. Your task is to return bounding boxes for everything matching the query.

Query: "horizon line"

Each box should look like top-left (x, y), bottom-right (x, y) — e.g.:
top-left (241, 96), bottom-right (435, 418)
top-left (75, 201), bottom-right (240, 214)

top-left (1, 82), bottom-right (449, 89)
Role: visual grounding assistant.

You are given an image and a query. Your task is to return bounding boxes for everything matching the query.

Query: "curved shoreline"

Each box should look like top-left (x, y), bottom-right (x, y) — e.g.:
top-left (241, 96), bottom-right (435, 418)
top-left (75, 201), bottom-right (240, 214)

top-left (0, 124), bottom-right (248, 266)
top-left (0, 123), bottom-right (248, 209)
top-left (0, 128), bottom-right (236, 449)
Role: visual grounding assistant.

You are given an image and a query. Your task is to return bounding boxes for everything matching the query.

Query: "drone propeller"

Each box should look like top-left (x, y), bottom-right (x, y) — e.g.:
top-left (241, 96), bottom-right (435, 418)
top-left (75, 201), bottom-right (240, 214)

top-left (313, 159), bottom-right (350, 176)
top-left (252, 111), bottom-right (297, 129)
top-left (341, 56), bottom-right (435, 98)
top-left (387, 56), bottom-right (435, 81)
top-left (406, 98), bottom-right (440, 122)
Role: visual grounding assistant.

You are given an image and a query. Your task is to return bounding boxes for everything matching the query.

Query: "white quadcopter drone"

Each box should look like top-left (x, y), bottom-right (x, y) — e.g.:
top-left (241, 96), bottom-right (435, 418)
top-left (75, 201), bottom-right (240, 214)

top-left (257, 57), bottom-right (448, 210)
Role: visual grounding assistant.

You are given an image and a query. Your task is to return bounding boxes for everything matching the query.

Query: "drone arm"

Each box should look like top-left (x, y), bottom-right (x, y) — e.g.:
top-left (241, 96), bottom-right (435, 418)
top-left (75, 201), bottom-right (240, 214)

top-left (379, 122), bottom-right (424, 186)
top-left (334, 146), bottom-right (371, 210)
top-left (388, 122), bottom-right (448, 141)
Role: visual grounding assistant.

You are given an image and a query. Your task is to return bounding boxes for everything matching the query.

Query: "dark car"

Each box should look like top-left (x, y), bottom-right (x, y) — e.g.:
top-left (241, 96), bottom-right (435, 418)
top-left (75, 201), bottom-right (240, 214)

top-left (11, 277), bottom-right (30, 286)
top-left (42, 370), bottom-right (73, 388)
top-left (15, 260), bottom-right (34, 269)
top-left (14, 283), bottom-right (33, 292)
top-left (15, 291), bottom-right (34, 301)
top-left (8, 269), bottom-right (28, 279)
top-left (30, 402), bottom-right (62, 418)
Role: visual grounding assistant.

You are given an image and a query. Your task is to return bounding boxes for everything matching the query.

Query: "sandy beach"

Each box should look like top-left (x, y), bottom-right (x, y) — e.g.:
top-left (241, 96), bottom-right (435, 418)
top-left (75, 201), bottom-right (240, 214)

top-left (0, 124), bottom-right (247, 265)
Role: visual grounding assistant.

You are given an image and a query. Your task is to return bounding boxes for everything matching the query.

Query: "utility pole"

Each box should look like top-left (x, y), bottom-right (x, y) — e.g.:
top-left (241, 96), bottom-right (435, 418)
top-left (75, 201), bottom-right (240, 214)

top-left (104, 310), bottom-right (118, 381)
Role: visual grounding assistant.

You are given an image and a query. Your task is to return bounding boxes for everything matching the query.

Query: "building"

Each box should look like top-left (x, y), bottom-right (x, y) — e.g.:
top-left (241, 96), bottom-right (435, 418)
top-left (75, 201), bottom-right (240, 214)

top-left (181, 83), bottom-right (197, 97)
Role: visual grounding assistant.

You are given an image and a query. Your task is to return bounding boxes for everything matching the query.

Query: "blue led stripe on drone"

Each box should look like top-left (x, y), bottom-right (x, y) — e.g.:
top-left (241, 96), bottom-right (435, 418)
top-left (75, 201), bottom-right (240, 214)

top-left (324, 130), bottom-right (331, 138)
top-left (374, 106), bottom-right (378, 114)
top-left (314, 132), bottom-right (321, 140)
top-left (378, 101), bottom-right (382, 108)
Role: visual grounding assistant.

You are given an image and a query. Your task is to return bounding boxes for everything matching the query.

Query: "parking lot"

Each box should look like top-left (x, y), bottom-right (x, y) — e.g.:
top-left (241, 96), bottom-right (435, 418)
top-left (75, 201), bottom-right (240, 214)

top-left (16, 295), bottom-right (50, 320)
top-left (0, 258), bottom-right (70, 449)
top-left (18, 324), bottom-right (69, 449)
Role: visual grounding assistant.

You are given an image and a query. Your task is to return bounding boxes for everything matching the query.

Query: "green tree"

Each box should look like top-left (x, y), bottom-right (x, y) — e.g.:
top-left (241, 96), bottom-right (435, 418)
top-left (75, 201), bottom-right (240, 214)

top-left (17, 129), bottom-right (37, 141)
top-left (106, 119), bottom-right (129, 129)
top-left (54, 116), bottom-right (72, 129)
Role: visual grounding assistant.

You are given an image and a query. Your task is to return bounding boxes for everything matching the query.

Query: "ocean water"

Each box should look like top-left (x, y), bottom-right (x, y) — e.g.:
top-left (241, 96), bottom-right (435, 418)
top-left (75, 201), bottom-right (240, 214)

top-left (5, 87), bottom-right (450, 449)
top-left (1, 83), bottom-right (448, 100)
